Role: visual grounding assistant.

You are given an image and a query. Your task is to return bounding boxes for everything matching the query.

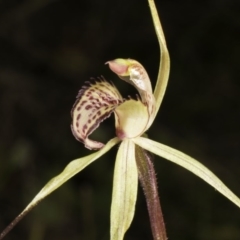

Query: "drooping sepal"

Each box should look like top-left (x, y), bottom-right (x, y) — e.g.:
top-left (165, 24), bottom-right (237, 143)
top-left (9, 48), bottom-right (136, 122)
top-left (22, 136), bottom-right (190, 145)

top-left (71, 78), bottom-right (123, 150)
top-left (110, 139), bottom-right (138, 240)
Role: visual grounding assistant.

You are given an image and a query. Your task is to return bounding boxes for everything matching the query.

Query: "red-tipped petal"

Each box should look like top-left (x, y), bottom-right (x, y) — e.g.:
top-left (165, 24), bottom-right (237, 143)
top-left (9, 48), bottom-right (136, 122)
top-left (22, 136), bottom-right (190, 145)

top-left (106, 59), bottom-right (130, 76)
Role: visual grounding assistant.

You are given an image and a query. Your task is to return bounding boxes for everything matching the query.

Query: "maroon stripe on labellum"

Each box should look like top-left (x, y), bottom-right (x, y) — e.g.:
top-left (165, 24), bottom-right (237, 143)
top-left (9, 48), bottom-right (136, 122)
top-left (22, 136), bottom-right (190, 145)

top-left (83, 124), bottom-right (87, 133)
top-left (80, 100), bottom-right (87, 106)
top-left (85, 105), bottom-right (92, 110)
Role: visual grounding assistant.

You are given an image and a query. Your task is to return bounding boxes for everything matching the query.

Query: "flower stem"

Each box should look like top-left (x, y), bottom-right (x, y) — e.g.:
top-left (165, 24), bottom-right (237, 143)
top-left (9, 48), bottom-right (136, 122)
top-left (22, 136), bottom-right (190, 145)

top-left (0, 204), bottom-right (36, 240)
top-left (135, 145), bottom-right (167, 240)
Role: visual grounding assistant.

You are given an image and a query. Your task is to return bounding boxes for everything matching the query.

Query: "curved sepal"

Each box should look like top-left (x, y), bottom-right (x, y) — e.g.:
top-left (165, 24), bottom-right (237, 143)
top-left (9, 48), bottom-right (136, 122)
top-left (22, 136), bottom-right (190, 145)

top-left (107, 59), bottom-right (155, 130)
top-left (71, 78), bottom-right (123, 150)
top-left (0, 137), bottom-right (120, 239)
top-left (28, 137), bottom-right (120, 205)
top-left (107, 59), bottom-right (153, 95)
top-left (148, 0), bottom-right (170, 117)
top-left (133, 137), bottom-right (240, 208)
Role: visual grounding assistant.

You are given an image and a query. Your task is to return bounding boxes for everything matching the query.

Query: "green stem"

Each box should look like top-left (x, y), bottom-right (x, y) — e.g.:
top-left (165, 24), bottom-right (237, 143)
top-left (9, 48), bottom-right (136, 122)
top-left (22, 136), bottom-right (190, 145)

top-left (135, 145), bottom-right (167, 240)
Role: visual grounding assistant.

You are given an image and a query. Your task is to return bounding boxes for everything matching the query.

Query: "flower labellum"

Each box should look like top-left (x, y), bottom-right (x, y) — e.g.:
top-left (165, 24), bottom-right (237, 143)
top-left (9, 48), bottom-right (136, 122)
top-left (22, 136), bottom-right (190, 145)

top-left (71, 78), bottom-right (123, 149)
top-left (71, 59), bottom-right (156, 148)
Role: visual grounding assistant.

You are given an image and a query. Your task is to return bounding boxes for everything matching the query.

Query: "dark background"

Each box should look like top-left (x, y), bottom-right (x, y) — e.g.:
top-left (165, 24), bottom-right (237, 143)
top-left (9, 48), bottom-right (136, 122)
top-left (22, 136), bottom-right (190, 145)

top-left (0, 0), bottom-right (240, 239)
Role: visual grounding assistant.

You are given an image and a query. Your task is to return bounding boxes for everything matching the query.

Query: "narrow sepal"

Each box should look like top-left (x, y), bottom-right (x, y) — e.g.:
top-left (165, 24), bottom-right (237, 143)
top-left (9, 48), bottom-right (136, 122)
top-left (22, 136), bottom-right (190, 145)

top-left (110, 140), bottom-right (138, 240)
top-left (133, 137), bottom-right (240, 208)
top-left (148, 0), bottom-right (170, 117)
top-left (0, 137), bottom-right (120, 239)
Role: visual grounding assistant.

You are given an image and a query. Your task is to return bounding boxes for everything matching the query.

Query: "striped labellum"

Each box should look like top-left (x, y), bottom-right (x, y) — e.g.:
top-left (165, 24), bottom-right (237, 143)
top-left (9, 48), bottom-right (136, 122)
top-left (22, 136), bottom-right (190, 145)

top-left (71, 77), bottom-right (123, 150)
top-left (71, 59), bottom-right (156, 150)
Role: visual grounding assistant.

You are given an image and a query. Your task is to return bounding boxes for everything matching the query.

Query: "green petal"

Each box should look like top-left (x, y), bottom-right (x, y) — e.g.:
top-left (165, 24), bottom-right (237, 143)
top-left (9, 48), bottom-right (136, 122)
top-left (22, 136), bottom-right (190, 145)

top-left (111, 140), bottom-right (138, 240)
top-left (133, 137), bottom-right (240, 208)
top-left (22, 137), bottom-right (120, 214)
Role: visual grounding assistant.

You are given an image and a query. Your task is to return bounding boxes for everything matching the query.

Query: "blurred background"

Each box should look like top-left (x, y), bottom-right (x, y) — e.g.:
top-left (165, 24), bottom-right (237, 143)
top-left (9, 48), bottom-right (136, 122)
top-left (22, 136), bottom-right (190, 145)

top-left (0, 0), bottom-right (240, 239)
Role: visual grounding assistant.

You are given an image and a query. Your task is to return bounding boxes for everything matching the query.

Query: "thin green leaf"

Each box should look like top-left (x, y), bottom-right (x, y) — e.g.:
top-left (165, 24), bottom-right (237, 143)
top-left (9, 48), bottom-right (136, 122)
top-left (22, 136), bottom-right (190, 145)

top-left (110, 140), bottom-right (138, 240)
top-left (133, 137), bottom-right (240, 208)
top-left (148, 0), bottom-right (170, 117)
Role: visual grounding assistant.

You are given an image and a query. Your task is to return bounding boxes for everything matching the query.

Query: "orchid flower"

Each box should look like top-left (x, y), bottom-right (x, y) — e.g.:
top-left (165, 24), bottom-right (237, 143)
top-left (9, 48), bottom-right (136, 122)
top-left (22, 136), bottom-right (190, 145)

top-left (1, 0), bottom-right (240, 240)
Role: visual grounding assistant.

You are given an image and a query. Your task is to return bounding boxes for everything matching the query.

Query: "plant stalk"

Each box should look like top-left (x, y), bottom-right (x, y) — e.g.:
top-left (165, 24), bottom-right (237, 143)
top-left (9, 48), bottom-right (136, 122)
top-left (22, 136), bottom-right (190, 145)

top-left (135, 145), bottom-right (167, 240)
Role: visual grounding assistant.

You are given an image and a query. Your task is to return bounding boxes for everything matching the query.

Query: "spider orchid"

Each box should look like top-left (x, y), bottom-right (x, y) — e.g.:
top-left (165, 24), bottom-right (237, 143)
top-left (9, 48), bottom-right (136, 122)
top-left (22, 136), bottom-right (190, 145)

top-left (1, 0), bottom-right (239, 240)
